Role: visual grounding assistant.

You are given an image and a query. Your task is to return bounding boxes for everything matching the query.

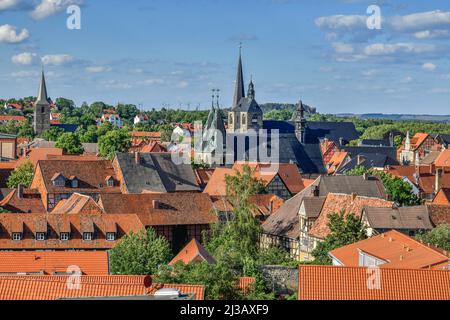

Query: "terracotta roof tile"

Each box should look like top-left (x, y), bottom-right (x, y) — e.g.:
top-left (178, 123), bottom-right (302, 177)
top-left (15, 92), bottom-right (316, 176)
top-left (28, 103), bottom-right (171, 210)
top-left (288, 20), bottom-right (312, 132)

top-left (98, 193), bottom-right (217, 226)
top-left (169, 238), bottom-right (216, 265)
top-left (52, 193), bottom-right (105, 215)
top-left (298, 265), bottom-right (450, 300)
top-left (0, 189), bottom-right (46, 213)
top-left (0, 251), bottom-right (109, 275)
top-left (330, 230), bottom-right (449, 269)
top-left (309, 193), bottom-right (393, 239)
top-left (0, 275), bottom-right (205, 300)
top-left (426, 203), bottom-right (450, 225)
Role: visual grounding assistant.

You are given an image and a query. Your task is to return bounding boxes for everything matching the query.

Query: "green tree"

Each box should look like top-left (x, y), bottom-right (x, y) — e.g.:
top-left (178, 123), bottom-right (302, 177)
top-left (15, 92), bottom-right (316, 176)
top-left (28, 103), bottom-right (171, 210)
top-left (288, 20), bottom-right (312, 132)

top-left (109, 228), bottom-right (172, 275)
top-left (55, 132), bottom-right (84, 154)
top-left (98, 129), bottom-right (131, 160)
top-left (55, 97), bottom-right (75, 111)
top-left (416, 224), bottom-right (450, 251)
top-left (42, 127), bottom-right (65, 141)
top-left (7, 160), bottom-right (34, 188)
top-left (312, 211), bottom-right (367, 265)
top-left (345, 167), bottom-right (422, 206)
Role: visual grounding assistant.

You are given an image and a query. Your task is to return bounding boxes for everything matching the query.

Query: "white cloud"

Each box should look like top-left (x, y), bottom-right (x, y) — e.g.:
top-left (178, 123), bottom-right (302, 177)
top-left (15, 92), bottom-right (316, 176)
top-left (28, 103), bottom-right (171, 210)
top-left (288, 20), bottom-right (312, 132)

top-left (144, 78), bottom-right (165, 85)
top-left (315, 15), bottom-right (366, 30)
top-left (11, 52), bottom-right (36, 65)
top-left (0, 0), bottom-right (20, 11)
top-left (332, 42), bottom-right (354, 54)
top-left (362, 69), bottom-right (378, 77)
top-left (31, 0), bottom-right (83, 20)
top-left (176, 81), bottom-right (189, 88)
top-left (429, 88), bottom-right (449, 94)
top-left (41, 54), bottom-right (74, 66)
top-left (390, 10), bottom-right (450, 33)
top-left (413, 30), bottom-right (450, 39)
top-left (422, 62), bottom-right (436, 71)
top-left (363, 43), bottom-right (435, 56)
top-left (0, 24), bottom-right (29, 43)
top-left (85, 66), bottom-right (112, 73)
top-left (400, 76), bottom-right (413, 83)
top-left (11, 70), bottom-right (38, 78)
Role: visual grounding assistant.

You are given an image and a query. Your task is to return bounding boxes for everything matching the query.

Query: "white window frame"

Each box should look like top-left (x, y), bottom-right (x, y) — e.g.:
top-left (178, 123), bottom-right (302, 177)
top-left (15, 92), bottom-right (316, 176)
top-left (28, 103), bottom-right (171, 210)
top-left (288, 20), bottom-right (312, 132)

top-left (60, 233), bottom-right (69, 241)
top-left (83, 232), bottom-right (93, 241)
top-left (36, 232), bottom-right (46, 241)
top-left (106, 232), bottom-right (116, 241)
top-left (12, 233), bottom-right (22, 241)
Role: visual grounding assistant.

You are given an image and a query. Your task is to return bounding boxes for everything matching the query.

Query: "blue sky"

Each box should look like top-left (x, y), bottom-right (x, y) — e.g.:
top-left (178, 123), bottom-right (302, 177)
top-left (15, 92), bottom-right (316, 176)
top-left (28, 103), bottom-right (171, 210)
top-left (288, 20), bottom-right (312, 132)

top-left (1, 0), bottom-right (450, 114)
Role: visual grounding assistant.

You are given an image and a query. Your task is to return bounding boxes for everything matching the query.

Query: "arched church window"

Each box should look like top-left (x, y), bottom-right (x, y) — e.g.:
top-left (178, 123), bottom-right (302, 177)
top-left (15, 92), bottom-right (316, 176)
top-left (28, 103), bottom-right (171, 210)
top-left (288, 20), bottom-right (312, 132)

top-left (242, 114), bottom-right (246, 125)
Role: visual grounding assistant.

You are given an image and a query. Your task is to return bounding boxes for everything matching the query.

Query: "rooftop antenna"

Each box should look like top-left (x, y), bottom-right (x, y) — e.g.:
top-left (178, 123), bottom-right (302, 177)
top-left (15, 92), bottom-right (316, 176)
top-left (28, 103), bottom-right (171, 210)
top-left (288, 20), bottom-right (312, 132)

top-left (216, 89), bottom-right (220, 109)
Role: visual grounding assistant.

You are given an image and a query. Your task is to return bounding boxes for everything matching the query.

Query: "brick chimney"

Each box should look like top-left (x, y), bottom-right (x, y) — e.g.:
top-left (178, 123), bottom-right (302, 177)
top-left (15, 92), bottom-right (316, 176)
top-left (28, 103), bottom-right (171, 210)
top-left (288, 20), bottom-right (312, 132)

top-left (152, 200), bottom-right (160, 209)
top-left (135, 151), bottom-right (141, 164)
top-left (312, 186), bottom-right (320, 197)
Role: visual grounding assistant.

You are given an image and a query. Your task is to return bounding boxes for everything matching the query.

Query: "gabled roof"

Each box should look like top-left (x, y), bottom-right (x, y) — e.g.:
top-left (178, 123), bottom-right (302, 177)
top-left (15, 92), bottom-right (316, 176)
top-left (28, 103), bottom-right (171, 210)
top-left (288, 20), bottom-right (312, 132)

top-left (298, 265), bottom-right (450, 300)
top-left (386, 165), bottom-right (450, 194)
top-left (0, 214), bottom-right (144, 249)
top-left (329, 230), bottom-right (449, 269)
top-left (301, 196), bottom-right (326, 219)
top-left (33, 160), bottom-right (120, 194)
top-left (316, 175), bottom-right (387, 199)
top-left (0, 189), bottom-right (46, 213)
top-left (308, 193), bottom-right (393, 239)
top-left (0, 276), bottom-right (205, 300)
top-left (435, 149), bottom-right (450, 167)
top-left (203, 162), bottom-right (306, 197)
top-left (359, 139), bottom-right (391, 147)
top-left (262, 179), bottom-right (320, 239)
top-left (114, 153), bottom-right (200, 193)
top-left (211, 194), bottom-right (284, 218)
top-left (363, 206), bottom-right (434, 230)
top-left (169, 239), bottom-right (216, 265)
top-left (98, 193), bottom-right (217, 226)
top-left (52, 193), bottom-right (106, 215)
top-left (336, 153), bottom-right (397, 174)
top-left (0, 251), bottom-right (109, 275)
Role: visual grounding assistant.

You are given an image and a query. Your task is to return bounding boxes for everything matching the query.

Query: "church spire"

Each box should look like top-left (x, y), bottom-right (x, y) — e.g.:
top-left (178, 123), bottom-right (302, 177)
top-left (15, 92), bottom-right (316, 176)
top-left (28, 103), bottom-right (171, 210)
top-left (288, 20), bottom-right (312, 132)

top-left (232, 44), bottom-right (245, 109)
top-left (36, 69), bottom-right (49, 105)
top-left (247, 75), bottom-right (255, 100)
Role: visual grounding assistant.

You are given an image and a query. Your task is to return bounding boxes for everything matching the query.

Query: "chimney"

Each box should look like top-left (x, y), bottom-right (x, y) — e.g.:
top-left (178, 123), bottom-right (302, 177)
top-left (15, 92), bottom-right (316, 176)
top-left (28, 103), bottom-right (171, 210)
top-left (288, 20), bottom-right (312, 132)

top-left (17, 184), bottom-right (23, 199)
top-left (389, 132), bottom-right (394, 147)
top-left (363, 172), bottom-right (368, 181)
top-left (357, 154), bottom-right (365, 166)
top-left (312, 186), bottom-right (320, 197)
top-left (351, 192), bottom-right (357, 201)
top-left (435, 168), bottom-right (443, 194)
top-left (430, 163), bottom-right (436, 174)
top-left (339, 137), bottom-right (344, 146)
top-left (152, 200), bottom-right (160, 209)
top-left (269, 200), bottom-right (274, 215)
top-left (135, 152), bottom-right (141, 165)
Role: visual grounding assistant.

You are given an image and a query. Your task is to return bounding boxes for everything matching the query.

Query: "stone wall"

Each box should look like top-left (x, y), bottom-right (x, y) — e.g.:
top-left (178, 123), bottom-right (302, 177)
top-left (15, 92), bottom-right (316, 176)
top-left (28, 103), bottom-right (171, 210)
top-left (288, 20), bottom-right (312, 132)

top-left (259, 265), bottom-right (298, 295)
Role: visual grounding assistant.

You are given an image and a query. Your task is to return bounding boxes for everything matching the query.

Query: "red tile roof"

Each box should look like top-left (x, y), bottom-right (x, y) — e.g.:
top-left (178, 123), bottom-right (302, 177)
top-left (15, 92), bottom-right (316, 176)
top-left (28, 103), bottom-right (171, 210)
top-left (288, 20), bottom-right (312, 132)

top-left (0, 275), bottom-right (205, 300)
top-left (0, 251), bottom-right (109, 275)
top-left (238, 277), bottom-right (256, 294)
top-left (130, 131), bottom-right (161, 138)
top-left (52, 193), bottom-right (106, 215)
top-left (0, 189), bottom-right (46, 213)
top-left (194, 168), bottom-right (215, 188)
top-left (98, 193), bottom-right (217, 226)
top-left (298, 265), bottom-right (450, 300)
top-left (309, 193), bottom-right (393, 239)
top-left (426, 203), bottom-right (450, 226)
top-left (0, 213), bottom-right (144, 250)
top-left (432, 188), bottom-right (450, 205)
top-left (0, 116), bottom-right (26, 122)
top-left (434, 149), bottom-right (450, 167)
top-left (330, 230), bottom-right (450, 270)
top-left (169, 238), bottom-right (216, 265)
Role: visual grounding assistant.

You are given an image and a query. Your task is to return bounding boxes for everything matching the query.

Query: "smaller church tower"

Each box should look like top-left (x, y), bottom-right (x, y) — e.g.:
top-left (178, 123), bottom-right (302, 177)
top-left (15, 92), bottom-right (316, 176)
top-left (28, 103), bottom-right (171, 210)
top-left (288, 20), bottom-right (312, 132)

top-left (34, 70), bottom-right (51, 135)
top-left (295, 100), bottom-right (307, 144)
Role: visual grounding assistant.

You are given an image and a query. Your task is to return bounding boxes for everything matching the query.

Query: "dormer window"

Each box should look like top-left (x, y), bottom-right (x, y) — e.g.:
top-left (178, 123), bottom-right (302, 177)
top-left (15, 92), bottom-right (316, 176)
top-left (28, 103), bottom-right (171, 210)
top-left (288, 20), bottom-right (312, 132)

top-left (60, 233), bottom-right (69, 241)
top-left (70, 177), bottom-right (79, 188)
top-left (83, 232), bottom-right (93, 241)
top-left (106, 232), bottom-right (116, 241)
top-left (12, 233), bottom-right (22, 241)
top-left (36, 232), bottom-right (46, 241)
top-left (52, 173), bottom-right (66, 187)
top-left (106, 176), bottom-right (114, 187)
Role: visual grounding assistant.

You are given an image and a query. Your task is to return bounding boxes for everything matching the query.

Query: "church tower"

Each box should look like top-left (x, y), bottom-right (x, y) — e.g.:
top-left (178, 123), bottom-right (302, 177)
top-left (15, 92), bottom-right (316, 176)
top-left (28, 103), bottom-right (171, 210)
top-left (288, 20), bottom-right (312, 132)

top-left (34, 70), bottom-right (51, 135)
top-left (295, 100), bottom-right (307, 144)
top-left (228, 47), bottom-right (245, 133)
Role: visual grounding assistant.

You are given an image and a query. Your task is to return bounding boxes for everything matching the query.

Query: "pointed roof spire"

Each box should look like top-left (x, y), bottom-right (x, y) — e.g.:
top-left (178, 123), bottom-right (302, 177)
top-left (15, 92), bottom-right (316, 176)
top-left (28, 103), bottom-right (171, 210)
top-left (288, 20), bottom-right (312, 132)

top-left (232, 43), bottom-right (245, 109)
top-left (36, 68), bottom-right (49, 105)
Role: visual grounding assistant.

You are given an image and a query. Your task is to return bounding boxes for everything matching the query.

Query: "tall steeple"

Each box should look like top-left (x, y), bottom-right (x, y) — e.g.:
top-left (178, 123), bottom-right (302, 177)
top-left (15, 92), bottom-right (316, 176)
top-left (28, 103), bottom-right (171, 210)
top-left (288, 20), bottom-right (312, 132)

top-left (36, 69), bottom-right (49, 105)
top-left (232, 44), bottom-right (245, 109)
top-left (34, 68), bottom-right (51, 135)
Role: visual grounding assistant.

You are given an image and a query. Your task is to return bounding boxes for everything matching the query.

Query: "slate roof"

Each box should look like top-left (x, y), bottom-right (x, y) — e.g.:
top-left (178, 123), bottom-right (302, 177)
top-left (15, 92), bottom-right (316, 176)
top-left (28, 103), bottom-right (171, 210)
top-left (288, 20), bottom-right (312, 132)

top-left (263, 120), bottom-right (359, 145)
top-left (359, 139), bottom-right (392, 147)
top-left (114, 153), bottom-right (200, 193)
top-left (236, 97), bottom-right (261, 113)
top-left (298, 265), bottom-right (450, 300)
top-left (336, 153), bottom-right (398, 174)
top-left (329, 230), bottom-right (449, 270)
top-left (316, 175), bottom-right (387, 199)
top-left (302, 196), bottom-right (326, 219)
top-left (342, 146), bottom-right (398, 163)
top-left (363, 206), bottom-right (434, 230)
